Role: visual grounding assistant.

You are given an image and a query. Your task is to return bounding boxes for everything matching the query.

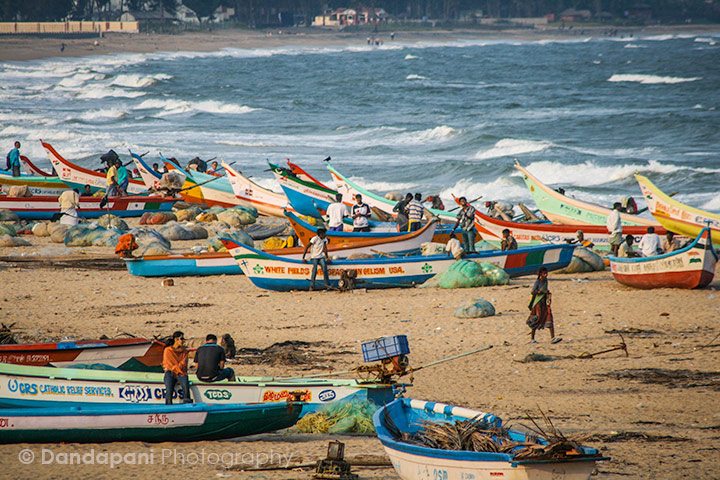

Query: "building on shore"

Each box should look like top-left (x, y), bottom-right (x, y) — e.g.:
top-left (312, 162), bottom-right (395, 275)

top-left (313, 7), bottom-right (388, 28)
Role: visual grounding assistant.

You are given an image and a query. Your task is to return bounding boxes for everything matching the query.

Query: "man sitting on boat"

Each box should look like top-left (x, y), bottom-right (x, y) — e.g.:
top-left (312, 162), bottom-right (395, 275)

top-left (638, 226), bottom-right (662, 257)
top-left (566, 230), bottom-right (595, 249)
top-left (662, 231), bottom-right (681, 253)
top-left (194, 334), bottom-right (235, 382)
top-left (501, 229), bottom-right (518, 251)
top-left (618, 235), bottom-right (640, 258)
top-left (163, 331), bottom-right (192, 404)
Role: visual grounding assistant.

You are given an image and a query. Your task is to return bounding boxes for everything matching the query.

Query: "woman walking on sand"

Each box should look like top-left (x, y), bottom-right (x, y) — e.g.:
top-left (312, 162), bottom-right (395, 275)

top-left (527, 267), bottom-right (561, 344)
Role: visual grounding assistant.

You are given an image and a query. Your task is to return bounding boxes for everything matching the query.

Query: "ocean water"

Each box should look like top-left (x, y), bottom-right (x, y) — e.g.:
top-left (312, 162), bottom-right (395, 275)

top-left (1, 33), bottom-right (719, 212)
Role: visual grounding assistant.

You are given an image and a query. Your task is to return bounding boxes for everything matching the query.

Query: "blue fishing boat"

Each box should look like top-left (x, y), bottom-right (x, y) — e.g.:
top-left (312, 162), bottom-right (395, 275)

top-left (270, 162), bottom-right (337, 217)
top-left (0, 401), bottom-right (302, 443)
top-left (124, 252), bottom-right (243, 277)
top-left (374, 398), bottom-right (607, 480)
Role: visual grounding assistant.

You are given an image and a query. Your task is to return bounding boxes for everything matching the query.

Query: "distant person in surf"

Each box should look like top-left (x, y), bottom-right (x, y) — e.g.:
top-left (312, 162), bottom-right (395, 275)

top-left (326, 193), bottom-right (349, 232)
top-left (501, 228), bottom-right (518, 251)
top-left (527, 267), bottom-right (561, 344)
top-left (393, 193), bottom-right (412, 232)
top-left (606, 203), bottom-right (623, 256)
top-left (352, 194), bottom-right (371, 232)
top-left (451, 197), bottom-right (477, 254)
top-left (5, 141), bottom-right (21, 177)
top-left (406, 193), bottom-right (425, 232)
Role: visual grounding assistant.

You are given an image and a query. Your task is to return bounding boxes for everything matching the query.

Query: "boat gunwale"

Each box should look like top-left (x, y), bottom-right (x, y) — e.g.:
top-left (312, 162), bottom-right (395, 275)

top-left (608, 227), bottom-right (716, 264)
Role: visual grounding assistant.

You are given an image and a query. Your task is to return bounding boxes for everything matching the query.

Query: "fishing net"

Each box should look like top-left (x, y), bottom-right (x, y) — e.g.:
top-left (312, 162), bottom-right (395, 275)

top-left (32, 222), bottom-right (49, 237)
top-left (433, 260), bottom-right (509, 289)
top-left (0, 222), bottom-right (17, 237)
top-left (207, 230), bottom-right (253, 252)
top-left (49, 223), bottom-right (70, 243)
top-left (64, 224), bottom-right (121, 247)
top-left (159, 171), bottom-right (184, 190)
top-left (261, 236), bottom-right (295, 250)
top-left (136, 241), bottom-right (172, 256)
top-left (0, 234), bottom-right (29, 247)
top-left (454, 298), bottom-right (496, 318)
top-left (195, 212), bottom-right (218, 223)
top-left (175, 206), bottom-right (203, 222)
top-left (217, 207), bottom-right (257, 228)
top-left (7, 185), bottom-right (31, 197)
top-left (295, 399), bottom-right (378, 435)
top-left (96, 214), bottom-right (128, 231)
top-left (0, 209), bottom-right (19, 222)
top-left (129, 227), bottom-right (171, 250)
top-left (558, 247), bottom-right (605, 274)
top-left (158, 221), bottom-right (208, 241)
top-left (139, 211), bottom-right (177, 225)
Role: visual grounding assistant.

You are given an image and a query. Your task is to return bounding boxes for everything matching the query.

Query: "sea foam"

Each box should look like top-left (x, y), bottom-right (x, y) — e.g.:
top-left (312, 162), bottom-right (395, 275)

top-left (608, 74), bottom-right (701, 84)
top-left (475, 138), bottom-right (552, 160)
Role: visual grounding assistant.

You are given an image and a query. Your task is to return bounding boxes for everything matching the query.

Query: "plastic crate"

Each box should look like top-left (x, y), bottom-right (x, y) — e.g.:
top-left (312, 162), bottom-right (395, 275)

top-left (361, 335), bottom-right (410, 363)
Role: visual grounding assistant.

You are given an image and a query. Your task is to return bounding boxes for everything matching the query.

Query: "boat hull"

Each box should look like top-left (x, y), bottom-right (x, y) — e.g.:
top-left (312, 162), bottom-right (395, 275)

top-left (0, 363), bottom-right (396, 415)
top-left (227, 240), bottom-right (574, 291)
top-left (609, 228), bottom-right (717, 289)
top-left (125, 253), bottom-right (243, 277)
top-left (636, 174), bottom-right (720, 245)
top-left (0, 402), bottom-right (301, 443)
top-left (0, 172), bottom-right (66, 195)
top-left (515, 161), bottom-right (656, 226)
top-left (272, 163), bottom-right (337, 217)
top-left (224, 162), bottom-right (290, 217)
top-left (0, 338), bottom-right (163, 371)
top-left (0, 195), bottom-right (176, 220)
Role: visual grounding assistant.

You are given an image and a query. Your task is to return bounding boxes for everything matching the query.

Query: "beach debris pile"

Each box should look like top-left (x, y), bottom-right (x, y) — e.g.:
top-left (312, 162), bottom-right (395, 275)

top-left (454, 298), bottom-right (496, 318)
top-left (297, 400), bottom-right (377, 435)
top-left (385, 409), bottom-right (597, 461)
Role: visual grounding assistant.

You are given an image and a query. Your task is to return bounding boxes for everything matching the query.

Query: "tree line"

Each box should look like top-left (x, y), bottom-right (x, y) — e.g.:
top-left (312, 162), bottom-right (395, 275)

top-left (1, 0), bottom-right (719, 23)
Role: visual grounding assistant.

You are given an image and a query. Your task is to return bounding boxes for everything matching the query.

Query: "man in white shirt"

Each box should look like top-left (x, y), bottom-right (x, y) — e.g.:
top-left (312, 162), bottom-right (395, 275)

top-left (302, 228), bottom-right (330, 290)
top-left (325, 193), bottom-right (349, 232)
top-left (606, 202), bottom-right (623, 256)
top-left (445, 234), bottom-right (464, 260)
top-left (638, 226), bottom-right (662, 257)
top-left (57, 188), bottom-right (80, 226)
top-left (351, 194), bottom-right (371, 232)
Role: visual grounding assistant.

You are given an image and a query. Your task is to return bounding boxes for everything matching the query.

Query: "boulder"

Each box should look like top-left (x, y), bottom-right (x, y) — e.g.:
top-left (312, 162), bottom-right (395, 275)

top-left (96, 214), bottom-right (128, 231)
top-left (0, 234), bottom-right (30, 247)
top-left (32, 222), bottom-right (50, 237)
top-left (454, 298), bottom-right (496, 318)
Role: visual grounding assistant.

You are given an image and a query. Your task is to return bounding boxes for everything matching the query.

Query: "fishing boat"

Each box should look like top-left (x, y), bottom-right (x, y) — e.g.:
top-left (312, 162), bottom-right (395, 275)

top-left (0, 401), bottom-right (302, 443)
top-left (515, 161), bottom-right (656, 226)
top-left (287, 159), bottom-right (332, 189)
top-left (42, 141), bottom-right (147, 194)
top-left (0, 337), bottom-right (164, 371)
top-left (636, 174), bottom-right (720, 245)
top-left (20, 155), bottom-right (55, 177)
top-left (328, 164), bottom-right (455, 222)
top-left (125, 218), bottom-right (437, 277)
top-left (166, 160), bottom-right (238, 207)
top-left (224, 162), bottom-right (290, 217)
top-left (225, 240), bottom-right (574, 291)
top-left (270, 162), bottom-right (337, 217)
top-left (0, 363), bottom-right (397, 414)
top-left (471, 207), bottom-right (667, 251)
top-left (609, 228), bottom-right (717, 289)
top-left (374, 398), bottom-right (606, 480)
top-left (0, 194), bottom-right (176, 220)
top-left (0, 168), bottom-right (67, 196)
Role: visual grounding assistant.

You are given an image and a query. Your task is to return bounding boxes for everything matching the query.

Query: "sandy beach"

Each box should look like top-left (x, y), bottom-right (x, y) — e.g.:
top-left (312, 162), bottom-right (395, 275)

top-left (2, 24), bottom-right (720, 62)
top-left (0, 228), bottom-right (718, 479)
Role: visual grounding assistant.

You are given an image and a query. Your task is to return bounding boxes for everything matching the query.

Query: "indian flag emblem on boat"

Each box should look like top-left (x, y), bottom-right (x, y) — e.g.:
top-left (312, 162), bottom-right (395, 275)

top-left (421, 263), bottom-right (433, 273)
top-left (253, 264), bottom-right (264, 274)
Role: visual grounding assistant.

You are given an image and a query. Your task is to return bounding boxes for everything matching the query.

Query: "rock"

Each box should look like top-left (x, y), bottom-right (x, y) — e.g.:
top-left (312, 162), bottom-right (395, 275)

top-left (0, 209), bottom-right (19, 222)
top-left (195, 212), bottom-right (217, 223)
top-left (0, 234), bottom-right (30, 247)
top-left (454, 298), bottom-right (496, 318)
top-left (140, 211), bottom-right (177, 225)
top-left (32, 222), bottom-right (50, 237)
top-left (49, 224), bottom-right (70, 243)
top-left (96, 214), bottom-right (128, 231)
top-left (175, 207), bottom-right (203, 222)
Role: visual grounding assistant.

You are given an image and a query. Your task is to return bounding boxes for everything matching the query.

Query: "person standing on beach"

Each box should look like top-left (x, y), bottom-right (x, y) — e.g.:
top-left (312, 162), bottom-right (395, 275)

top-left (393, 193), bottom-right (412, 232)
top-left (194, 334), bottom-right (235, 382)
top-left (452, 197), bottom-right (478, 254)
top-left (326, 193), bottom-right (349, 232)
top-left (303, 227), bottom-right (330, 290)
top-left (116, 159), bottom-right (129, 196)
top-left (352, 194), bottom-right (371, 232)
top-left (606, 202), bottom-right (623, 256)
top-left (527, 267), bottom-right (561, 344)
top-left (501, 228), bottom-right (518, 251)
top-left (6, 141), bottom-right (21, 177)
top-left (406, 193), bottom-right (425, 232)
top-left (162, 331), bottom-right (192, 404)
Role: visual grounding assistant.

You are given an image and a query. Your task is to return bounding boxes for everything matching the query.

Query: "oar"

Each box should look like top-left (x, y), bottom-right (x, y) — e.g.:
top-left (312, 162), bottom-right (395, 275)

top-left (447, 195), bottom-right (483, 213)
top-left (636, 191), bottom-right (678, 214)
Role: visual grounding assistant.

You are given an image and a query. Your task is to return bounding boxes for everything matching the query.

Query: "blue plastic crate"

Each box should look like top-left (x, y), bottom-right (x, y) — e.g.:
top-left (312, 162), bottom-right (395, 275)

top-left (361, 335), bottom-right (410, 363)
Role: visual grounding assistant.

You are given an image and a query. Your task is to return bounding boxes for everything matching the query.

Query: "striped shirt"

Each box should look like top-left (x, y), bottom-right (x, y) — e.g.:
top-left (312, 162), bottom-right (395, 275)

top-left (406, 199), bottom-right (424, 221)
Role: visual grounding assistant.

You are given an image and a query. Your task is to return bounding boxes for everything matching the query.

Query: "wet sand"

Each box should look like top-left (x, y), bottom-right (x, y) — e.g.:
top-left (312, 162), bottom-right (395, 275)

top-left (0, 233), bottom-right (718, 479)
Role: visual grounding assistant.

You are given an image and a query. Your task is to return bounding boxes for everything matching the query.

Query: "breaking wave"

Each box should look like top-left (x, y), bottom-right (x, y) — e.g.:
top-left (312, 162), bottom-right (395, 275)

top-left (347, 176), bottom-right (418, 192)
top-left (133, 98), bottom-right (256, 116)
top-left (475, 138), bottom-right (552, 160)
top-left (406, 74), bottom-right (427, 80)
top-left (110, 73), bottom-right (172, 88)
top-left (608, 74), bottom-right (701, 84)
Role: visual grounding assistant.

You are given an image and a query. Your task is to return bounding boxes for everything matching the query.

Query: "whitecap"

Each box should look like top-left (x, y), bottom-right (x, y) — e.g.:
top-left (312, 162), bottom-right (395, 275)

top-left (76, 86), bottom-right (146, 99)
top-left (439, 177), bottom-right (527, 204)
top-left (474, 138), bottom-right (552, 160)
top-left (133, 98), bottom-right (256, 116)
top-left (406, 74), bottom-right (426, 80)
top-left (404, 54), bottom-right (418, 60)
top-left (348, 177), bottom-right (418, 192)
top-left (110, 73), bottom-right (172, 88)
top-left (395, 125), bottom-right (458, 145)
top-left (694, 37), bottom-right (717, 45)
top-left (77, 109), bottom-right (128, 122)
top-left (623, 44), bottom-right (646, 49)
top-left (608, 74), bottom-right (701, 85)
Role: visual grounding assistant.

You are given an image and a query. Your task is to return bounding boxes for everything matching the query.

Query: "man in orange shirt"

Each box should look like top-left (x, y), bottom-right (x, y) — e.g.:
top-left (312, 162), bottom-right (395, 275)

top-left (163, 331), bottom-right (191, 404)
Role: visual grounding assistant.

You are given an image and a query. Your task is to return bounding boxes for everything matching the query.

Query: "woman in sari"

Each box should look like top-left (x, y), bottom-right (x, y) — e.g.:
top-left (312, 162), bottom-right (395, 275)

top-left (527, 267), bottom-right (561, 344)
